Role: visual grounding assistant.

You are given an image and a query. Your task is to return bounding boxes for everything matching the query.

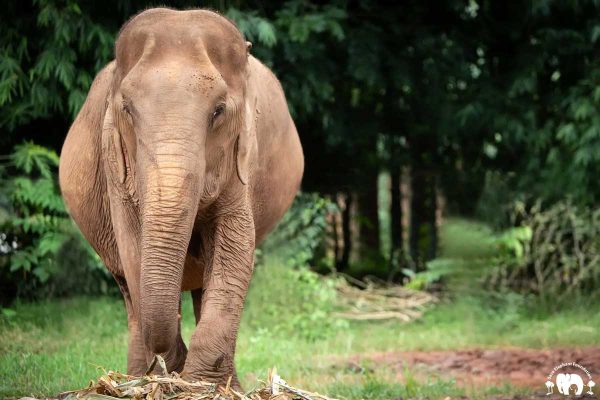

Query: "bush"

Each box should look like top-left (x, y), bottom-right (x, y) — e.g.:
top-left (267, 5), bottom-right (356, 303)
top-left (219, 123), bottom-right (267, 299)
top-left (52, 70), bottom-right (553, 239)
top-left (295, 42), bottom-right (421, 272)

top-left (248, 192), bottom-right (347, 341)
top-left (475, 171), bottom-right (519, 229)
top-left (260, 192), bottom-right (337, 268)
top-left (486, 200), bottom-right (600, 302)
top-left (0, 142), bottom-right (111, 304)
top-left (404, 219), bottom-right (502, 292)
top-left (243, 257), bottom-right (347, 341)
top-left (408, 203), bottom-right (600, 306)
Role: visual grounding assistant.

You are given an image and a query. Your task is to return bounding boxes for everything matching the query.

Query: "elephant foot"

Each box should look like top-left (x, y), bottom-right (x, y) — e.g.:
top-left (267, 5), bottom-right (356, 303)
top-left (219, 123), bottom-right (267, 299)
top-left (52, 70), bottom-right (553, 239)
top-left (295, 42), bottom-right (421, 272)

top-left (181, 372), bottom-right (242, 392)
top-left (147, 336), bottom-right (188, 375)
top-left (127, 345), bottom-right (150, 376)
top-left (160, 350), bottom-right (187, 375)
top-left (127, 361), bottom-right (149, 377)
top-left (181, 359), bottom-right (242, 392)
top-left (227, 374), bottom-right (242, 392)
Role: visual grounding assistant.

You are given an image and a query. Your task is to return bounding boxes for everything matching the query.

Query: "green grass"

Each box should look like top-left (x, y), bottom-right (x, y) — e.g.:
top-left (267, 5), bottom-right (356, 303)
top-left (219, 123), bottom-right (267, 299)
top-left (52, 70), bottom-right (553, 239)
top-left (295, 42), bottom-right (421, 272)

top-left (0, 297), bottom-right (127, 397)
top-left (1, 219), bottom-right (599, 398)
top-left (2, 267), bottom-right (599, 398)
top-left (438, 218), bottom-right (500, 260)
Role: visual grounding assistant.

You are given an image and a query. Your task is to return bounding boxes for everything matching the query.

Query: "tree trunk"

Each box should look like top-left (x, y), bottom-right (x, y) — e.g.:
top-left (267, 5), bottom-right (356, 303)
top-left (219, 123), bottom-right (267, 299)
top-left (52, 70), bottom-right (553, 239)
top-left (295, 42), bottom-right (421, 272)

top-left (410, 167), bottom-right (438, 269)
top-left (390, 167), bottom-right (403, 258)
top-left (357, 167), bottom-right (380, 261)
top-left (409, 167), bottom-right (425, 269)
top-left (336, 192), bottom-right (352, 271)
top-left (427, 180), bottom-right (438, 260)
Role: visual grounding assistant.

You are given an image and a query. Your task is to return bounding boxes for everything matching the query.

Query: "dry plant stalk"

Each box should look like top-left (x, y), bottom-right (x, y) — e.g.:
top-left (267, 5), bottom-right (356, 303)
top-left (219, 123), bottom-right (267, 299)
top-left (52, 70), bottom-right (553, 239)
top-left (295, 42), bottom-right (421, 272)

top-left (334, 277), bottom-right (437, 321)
top-left (56, 357), bottom-right (337, 400)
top-left (485, 201), bottom-right (600, 300)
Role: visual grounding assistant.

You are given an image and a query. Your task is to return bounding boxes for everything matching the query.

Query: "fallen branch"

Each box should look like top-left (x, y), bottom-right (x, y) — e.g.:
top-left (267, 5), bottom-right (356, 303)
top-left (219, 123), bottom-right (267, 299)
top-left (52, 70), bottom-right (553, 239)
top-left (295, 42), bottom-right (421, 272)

top-left (334, 278), bottom-right (437, 322)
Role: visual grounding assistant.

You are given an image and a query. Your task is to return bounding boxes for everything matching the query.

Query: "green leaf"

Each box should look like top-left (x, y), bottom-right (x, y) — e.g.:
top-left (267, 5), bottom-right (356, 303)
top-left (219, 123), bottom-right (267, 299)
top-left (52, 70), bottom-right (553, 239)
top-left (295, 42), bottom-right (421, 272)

top-left (38, 231), bottom-right (68, 255)
top-left (11, 142), bottom-right (59, 176)
top-left (1, 308), bottom-right (17, 318)
top-left (32, 265), bottom-right (51, 283)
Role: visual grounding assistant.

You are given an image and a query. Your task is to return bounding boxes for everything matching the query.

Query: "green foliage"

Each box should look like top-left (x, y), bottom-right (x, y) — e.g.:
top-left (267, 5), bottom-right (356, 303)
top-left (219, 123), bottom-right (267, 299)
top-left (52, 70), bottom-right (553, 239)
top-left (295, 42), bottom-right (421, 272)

top-left (404, 258), bottom-right (461, 291)
top-left (243, 257), bottom-right (347, 342)
top-left (494, 225), bottom-right (533, 260)
top-left (507, 64), bottom-right (600, 206)
top-left (487, 200), bottom-right (600, 303)
top-left (0, 0), bottom-right (598, 295)
top-left (1, 143), bottom-right (67, 284)
top-left (261, 192), bottom-right (337, 268)
top-left (0, 0), bottom-right (115, 133)
top-left (405, 219), bottom-right (501, 291)
top-left (410, 209), bottom-right (600, 304)
top-left (328, 371), bottom-right (462, 400)
top-left (225, 8), bottom-right (277, 48)
top-left (0, 142), bottom-right (109, 303)
top-left (438, 0), bottom-right (600, 210)
top-left (475, 171), bottom-right (521, 229)
top-left (275, 2), bottom-right (345, 44)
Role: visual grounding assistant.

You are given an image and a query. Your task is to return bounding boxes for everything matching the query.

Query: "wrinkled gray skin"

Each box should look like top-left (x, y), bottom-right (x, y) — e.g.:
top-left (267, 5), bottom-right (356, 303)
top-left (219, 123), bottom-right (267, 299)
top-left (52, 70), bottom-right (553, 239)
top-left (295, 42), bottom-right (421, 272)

top-left (59, 8), bottom-right (303, 388)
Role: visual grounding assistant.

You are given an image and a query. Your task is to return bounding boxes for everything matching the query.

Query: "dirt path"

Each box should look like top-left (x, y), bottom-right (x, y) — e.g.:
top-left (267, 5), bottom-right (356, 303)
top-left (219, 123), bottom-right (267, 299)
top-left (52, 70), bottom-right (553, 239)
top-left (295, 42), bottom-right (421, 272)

top-left (345, 347), bottom-right (600, 396)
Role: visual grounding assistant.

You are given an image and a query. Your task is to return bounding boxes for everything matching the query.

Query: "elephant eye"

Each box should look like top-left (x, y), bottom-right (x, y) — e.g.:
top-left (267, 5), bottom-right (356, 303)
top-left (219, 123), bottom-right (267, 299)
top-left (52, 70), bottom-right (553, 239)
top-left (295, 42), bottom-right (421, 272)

top-left (122, 101), bottom-right (132, 116)
top-left (211, 103), bottom-right (225, 125)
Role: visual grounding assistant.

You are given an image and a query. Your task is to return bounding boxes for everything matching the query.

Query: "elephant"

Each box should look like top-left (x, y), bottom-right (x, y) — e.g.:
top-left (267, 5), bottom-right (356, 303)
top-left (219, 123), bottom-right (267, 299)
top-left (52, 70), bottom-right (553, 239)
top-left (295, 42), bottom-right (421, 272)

top-left (556, 373), bottom-right (584, 395)
top-left (59, 8), bottom-right (303, 388)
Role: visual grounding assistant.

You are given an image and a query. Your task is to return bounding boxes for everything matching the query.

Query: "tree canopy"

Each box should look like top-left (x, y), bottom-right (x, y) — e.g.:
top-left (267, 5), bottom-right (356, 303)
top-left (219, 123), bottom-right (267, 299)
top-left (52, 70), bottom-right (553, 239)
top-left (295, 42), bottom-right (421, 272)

top-left (0, 0), bottom-right (598, 296)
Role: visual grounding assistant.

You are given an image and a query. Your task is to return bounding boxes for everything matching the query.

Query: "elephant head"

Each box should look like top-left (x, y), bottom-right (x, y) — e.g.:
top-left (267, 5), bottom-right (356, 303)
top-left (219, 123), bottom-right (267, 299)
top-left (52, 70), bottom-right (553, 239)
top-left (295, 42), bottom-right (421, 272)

top-left (556, 373), bottom-right (584, 395)
top-left (100, 9), bottom-right (256, 353)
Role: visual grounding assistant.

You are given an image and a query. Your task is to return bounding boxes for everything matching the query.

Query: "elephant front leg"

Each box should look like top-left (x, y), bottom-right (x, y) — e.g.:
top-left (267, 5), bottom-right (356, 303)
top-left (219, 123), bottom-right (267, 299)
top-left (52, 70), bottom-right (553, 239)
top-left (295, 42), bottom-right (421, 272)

top-left (129, 315), bottom-right (187, 376)
top-left (183, 210), bottom-right (255, 389)
top-left (115, 275), bottom-right (148, 376)
top-left (145, 295), bottom-right (188, 374)
top-left (116, 275), bottom-right (187, 375)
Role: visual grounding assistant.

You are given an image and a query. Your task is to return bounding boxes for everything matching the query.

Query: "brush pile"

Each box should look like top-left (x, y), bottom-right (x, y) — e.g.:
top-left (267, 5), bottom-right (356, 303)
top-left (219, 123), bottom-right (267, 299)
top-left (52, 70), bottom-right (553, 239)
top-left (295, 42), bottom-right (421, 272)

top-left (334, 276), bottom-right (437, 322)
top-left (57, 357), bottom-right (336, 400)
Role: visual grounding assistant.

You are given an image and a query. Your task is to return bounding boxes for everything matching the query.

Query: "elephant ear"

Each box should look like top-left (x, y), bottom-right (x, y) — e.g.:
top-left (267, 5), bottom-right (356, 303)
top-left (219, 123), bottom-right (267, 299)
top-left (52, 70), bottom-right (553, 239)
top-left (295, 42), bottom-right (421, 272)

top-left (236, 98), bottom-right (258, 185)
top-left (102, 95), bottom-right (127, 184)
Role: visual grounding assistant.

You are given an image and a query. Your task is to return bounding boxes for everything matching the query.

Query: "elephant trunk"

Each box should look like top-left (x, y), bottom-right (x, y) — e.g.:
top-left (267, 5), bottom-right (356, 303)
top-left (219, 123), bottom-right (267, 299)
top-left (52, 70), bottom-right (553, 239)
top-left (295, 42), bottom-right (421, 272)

top-left (138, 138), bottom-right (203, 354)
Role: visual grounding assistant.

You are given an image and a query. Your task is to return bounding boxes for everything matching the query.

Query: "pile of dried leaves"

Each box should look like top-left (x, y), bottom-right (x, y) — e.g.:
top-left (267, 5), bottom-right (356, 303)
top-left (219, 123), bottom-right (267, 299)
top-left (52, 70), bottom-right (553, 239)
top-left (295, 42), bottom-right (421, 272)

top-left (57, 356), bottom-right (336, 400)
top-left (334, 276), bottom-right (437, 322)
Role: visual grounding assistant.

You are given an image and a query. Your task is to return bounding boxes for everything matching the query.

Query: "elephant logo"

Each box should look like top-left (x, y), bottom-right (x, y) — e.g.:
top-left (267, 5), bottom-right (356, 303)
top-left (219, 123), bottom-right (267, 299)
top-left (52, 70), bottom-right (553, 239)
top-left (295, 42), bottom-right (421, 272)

top-left (556, 373), bottom-right (584, 395)
top-left (545, 362), bottom-right (594, 396)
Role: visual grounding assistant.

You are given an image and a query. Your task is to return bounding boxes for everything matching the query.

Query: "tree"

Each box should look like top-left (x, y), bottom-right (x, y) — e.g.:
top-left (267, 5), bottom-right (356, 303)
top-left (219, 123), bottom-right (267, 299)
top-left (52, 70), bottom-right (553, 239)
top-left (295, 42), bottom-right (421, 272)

top-left (1, 0), bottom-right (598, 290)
